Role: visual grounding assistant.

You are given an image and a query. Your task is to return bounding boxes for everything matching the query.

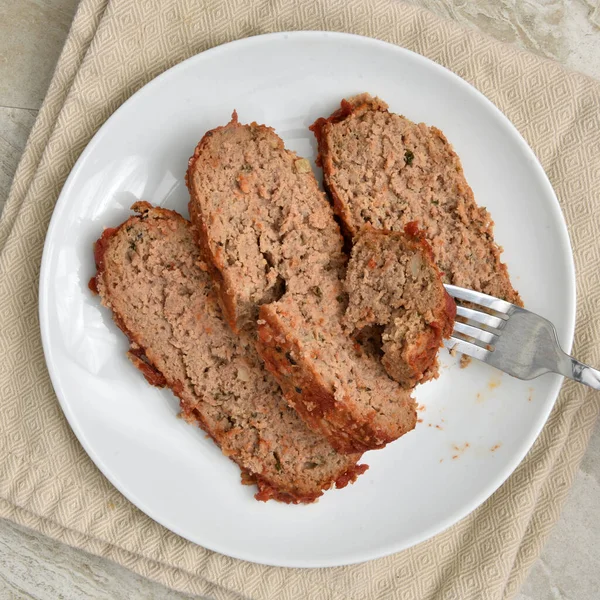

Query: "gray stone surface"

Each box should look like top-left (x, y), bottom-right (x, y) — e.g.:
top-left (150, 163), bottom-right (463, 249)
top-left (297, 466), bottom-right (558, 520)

top-left (0, 0), bottom-right (598, 598)
top-left (0, 518), bottom-right (194, 600)
top-left (0, 0), bottom-right (80, 110)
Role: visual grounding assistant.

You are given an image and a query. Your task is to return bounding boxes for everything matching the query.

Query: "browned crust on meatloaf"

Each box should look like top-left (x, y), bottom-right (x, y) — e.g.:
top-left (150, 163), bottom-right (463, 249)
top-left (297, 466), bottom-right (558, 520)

top-left (186, 112), bottom-right (244, 333)
top-left (311, 94), bottom-right (522, 306)
top-left (92, 202), bottom-right (367, 503)
top-left (344, 224), bottom-right (456, 388)
top-left (179, 401), bottom-right (367, 504)
top-left (90, 205), bottom-right (169, 388)
top-left (187, 117), bottom-right (418, 454)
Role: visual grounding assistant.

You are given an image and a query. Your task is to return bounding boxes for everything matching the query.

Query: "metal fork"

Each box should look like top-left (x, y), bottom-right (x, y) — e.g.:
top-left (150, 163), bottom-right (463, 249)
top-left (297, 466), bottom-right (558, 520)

top-left (444, 284), bottom-right (600, 390)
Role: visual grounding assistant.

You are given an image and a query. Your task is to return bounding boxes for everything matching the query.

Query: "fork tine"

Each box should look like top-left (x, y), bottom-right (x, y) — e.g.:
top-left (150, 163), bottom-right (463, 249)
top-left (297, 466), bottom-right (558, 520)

top-left (456, 306), bottom-right (505, 329)
top-left (444, 284), bottom-right (513, 314)
top-left (452, 322), bottom-right (498, 346)
top-left (444, 337), bottom-right (492, 362)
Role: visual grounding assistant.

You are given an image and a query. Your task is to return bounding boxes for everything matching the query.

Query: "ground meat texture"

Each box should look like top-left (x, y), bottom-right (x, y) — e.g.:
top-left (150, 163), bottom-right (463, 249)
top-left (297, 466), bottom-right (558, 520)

top-left (344, 225), bottom-right (456, 388)
top-left (311, 94), bottom-right (522, 305)
top-left (91, 202), bottom-right (367, 504)
top-left (187, 116), bottom-right (417, 454)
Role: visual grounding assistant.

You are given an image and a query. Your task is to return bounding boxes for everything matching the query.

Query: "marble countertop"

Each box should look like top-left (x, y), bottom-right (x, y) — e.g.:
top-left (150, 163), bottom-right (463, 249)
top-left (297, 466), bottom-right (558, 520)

top-left (1, 1), bottom-right (598, 598)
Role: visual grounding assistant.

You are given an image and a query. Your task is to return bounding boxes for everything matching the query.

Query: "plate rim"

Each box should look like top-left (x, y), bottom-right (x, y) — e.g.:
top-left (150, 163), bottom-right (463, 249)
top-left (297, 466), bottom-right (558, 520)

top-left (38, 30), bottom-right (577, 568)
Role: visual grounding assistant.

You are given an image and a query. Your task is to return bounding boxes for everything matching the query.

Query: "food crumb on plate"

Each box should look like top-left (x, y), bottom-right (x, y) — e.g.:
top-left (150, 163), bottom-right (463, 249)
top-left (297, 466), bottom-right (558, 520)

top-left (451, 443), bottom-right (470, 459)
top-left (488, 376), bottom-right (502, 390)
top-left (460, 355), bottom-right (471, 369)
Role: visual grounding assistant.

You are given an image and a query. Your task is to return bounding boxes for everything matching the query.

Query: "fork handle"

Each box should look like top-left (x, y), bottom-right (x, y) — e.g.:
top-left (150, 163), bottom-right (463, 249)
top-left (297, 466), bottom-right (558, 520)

top-left (556, 352), bottom-right (600, 391)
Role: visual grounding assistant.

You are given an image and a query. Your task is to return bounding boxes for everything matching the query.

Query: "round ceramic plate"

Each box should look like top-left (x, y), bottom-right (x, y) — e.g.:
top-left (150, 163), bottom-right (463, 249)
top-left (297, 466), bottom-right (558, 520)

top-left (39, 31), bottom-right (576, 568)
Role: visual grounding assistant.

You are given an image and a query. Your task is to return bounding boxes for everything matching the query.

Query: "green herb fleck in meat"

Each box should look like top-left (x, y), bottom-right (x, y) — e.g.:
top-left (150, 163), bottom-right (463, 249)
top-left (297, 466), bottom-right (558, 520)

top-left (311, 286), bottom-right (323, 299)
top-left (404, 149), bottom-right (414, 165)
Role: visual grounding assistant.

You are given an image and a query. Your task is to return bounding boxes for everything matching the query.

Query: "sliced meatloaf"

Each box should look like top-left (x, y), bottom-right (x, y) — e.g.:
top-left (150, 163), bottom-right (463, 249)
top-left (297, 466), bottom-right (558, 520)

top-left (344, 224), bottom-right (456, 388)
top-left (187, 115), bottom-right (416, 454)
top-left (311, 93), bottom-right (522, 305)
top-left (91, 202), bottom-right (367, 503)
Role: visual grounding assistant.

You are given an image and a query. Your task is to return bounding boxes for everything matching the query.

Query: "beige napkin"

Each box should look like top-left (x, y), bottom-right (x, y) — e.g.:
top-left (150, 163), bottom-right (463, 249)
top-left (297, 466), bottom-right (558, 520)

top-left (1, 1), bottom-right (599, 598)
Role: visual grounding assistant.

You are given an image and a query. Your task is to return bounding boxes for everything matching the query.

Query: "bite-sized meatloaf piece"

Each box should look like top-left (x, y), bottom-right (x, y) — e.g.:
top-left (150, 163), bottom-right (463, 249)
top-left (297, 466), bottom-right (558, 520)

top-left (311, 93), bottom-right (521, 305)
top-left (344, 224), bottom-right (456, 388)
top-left (91, 202), bottom-right (367, 503)
top-left (187, 115), bottom-right (416, 454)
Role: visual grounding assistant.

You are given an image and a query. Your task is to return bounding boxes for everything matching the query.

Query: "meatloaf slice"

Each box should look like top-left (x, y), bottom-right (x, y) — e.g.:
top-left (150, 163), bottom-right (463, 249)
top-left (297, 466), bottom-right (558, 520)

top-left (311, 93), bottom-right (522, 305)
top-left (186, 113), bottom-right (345, 335)
top-left (344, 224), bottom-right (456, 388)
top-left (91, 202), bottom-right (367, 503)
top-left (187, 116), bottom-right (416, 454)
top-left (257, 298), bottom-right (417, 454)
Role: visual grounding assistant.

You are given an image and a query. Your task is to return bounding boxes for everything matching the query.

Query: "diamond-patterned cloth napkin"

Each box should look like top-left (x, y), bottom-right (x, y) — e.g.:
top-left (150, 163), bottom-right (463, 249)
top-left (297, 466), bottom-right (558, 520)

top-left (1, 1), bottom-right (599, 598)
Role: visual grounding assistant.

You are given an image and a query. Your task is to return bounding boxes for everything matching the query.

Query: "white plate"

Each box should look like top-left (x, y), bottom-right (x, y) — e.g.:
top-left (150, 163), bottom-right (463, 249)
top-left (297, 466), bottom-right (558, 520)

top-left (39, 31), bottom-right (576, 568)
